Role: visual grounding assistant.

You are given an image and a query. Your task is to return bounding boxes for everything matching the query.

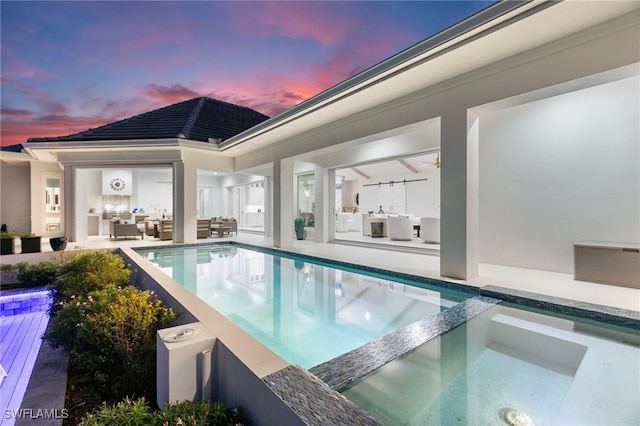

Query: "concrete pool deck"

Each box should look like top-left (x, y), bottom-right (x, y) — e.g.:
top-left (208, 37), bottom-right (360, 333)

top-left (14, 232), bottom-right (633, 313)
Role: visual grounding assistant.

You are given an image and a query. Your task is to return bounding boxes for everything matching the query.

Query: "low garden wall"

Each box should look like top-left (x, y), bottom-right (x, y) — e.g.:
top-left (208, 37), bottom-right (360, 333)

top-left (0, 288), bottom-right (51, 316)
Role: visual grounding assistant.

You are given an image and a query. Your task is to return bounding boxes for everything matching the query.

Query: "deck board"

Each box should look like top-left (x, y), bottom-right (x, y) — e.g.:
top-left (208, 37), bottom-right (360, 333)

top-left (0, 313), bottom-right (50, 426)
top-left (1, 315), bottom-right (30, 374)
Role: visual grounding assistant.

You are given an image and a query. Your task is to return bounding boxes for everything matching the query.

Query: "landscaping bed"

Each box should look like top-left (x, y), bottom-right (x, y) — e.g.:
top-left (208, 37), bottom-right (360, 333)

top-left (3, 250), bottom-right (250, 426)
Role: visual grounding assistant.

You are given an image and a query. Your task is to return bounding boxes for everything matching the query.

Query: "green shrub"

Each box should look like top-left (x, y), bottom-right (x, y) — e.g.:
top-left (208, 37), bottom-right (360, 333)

top-left (14, 261), bottom-right (62, 287)
top-left (79, 397), bottom-right (153, 426)
top-left (45, 285), bottom-right (177, 397)
top-left (80, 397), bottom-right (250, 426)
top-left (51, 251), bottom-right (131, 314)
top-left (43, 292), bottom-right (91, 350)
top-left (156, 400), bottom-right (250, 425)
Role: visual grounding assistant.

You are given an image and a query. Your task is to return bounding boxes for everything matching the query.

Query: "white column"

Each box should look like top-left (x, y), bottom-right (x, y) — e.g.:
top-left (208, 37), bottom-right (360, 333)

top-left (273, 158), bottom-right (294, 249)
top-left (173, 161), bottom-right (197, 243)
top-left (314, 165), bottom-right (329, 243)
top-left (264, 176), bottom-right (272, 238)
top-left (75, 168), bottom-right (88, 242)
top-left (64, 165), bottom-right (77, 242)
top-left (440, 109), bottom-right (480, 280)
top-left (272, 159), bottom-right (281, 247)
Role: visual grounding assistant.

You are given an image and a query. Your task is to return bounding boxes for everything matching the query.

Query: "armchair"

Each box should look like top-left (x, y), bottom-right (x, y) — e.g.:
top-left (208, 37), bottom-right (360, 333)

top-left (155, 219), bottom-right (173, 240)
top-left (144, 220), bottom-right (157, 237)
top-left (197, 219), bottom-right (212, 239)
top-left (109, 220), bottom-right (142, 240)
top-left (387, 216), bottom-right (413, 241)
top-left (211, 217), bottom-right (237, 235)
top-left (420, 217), bottom-right (440, 243)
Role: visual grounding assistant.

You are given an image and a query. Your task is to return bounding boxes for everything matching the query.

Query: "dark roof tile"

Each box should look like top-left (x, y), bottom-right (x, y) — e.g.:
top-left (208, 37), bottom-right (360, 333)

top-left (27, 97), bottom-right (269, 144)
top-left (0, 144), bottom-right (25, 153)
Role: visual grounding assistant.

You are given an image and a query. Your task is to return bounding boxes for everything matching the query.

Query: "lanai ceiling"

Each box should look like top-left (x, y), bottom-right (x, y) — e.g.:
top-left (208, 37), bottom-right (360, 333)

top-left (337, 152), bottom-right (440, 181)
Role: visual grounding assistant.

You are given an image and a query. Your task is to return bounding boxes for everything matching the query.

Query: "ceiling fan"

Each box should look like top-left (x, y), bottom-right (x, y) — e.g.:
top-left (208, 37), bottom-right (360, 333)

top-left (420, 152), bottom-right (441, 168)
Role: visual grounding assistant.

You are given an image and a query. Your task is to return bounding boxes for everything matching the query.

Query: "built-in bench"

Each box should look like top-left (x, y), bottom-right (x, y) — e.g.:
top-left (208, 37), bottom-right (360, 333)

top-left (574, 241), bottom-right (640, 289)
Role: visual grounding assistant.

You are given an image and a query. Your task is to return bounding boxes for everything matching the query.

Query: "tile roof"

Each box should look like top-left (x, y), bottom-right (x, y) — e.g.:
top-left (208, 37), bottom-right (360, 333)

top-left (26, 97), bottom-right (269, 144)
top-left (0, 144), bottom-right (25, 152)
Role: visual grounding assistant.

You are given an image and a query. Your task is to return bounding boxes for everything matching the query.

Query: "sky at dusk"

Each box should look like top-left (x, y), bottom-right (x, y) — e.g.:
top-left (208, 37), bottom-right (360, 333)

top-left (1, 1), bottom-right (495, 147)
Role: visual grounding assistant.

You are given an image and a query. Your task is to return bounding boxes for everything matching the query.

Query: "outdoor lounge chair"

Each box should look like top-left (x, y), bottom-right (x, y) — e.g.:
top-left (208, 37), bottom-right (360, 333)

top-left (109, 220), bottom-right (142, 240)
top-left (155, 219), bottom-right (173, 240)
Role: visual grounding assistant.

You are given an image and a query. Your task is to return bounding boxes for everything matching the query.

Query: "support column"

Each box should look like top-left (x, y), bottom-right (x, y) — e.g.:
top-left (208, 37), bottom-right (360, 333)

top-left (273, 158), bottom-right (294, 249)
top-left (440, 109), bottom-right (480, 280)
top-left (173, 161), bottom-right (197, 243)
top-left (64, 165), bottom-right (77, 242)
top-left (264, 175), bottom-right (272, 238)
top-left (314, 165), bottom-right (329, 243)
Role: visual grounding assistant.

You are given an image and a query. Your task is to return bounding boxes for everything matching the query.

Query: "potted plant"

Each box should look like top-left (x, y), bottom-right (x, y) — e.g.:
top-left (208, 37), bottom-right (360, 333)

top-left (49, 236), bottom-right (68, 251)
top-left (1, 232), bottom-right (15, 255)
top-left (20, 232), bottom-right (42, 254)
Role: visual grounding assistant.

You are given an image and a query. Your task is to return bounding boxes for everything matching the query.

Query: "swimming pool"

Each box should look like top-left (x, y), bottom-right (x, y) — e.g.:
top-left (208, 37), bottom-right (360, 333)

top-left (341, 303), bottom-right (640, 425)
top-left (135, 243), bottom-right (473, 369)
top-left (131, 242), bottom-right (639, 425)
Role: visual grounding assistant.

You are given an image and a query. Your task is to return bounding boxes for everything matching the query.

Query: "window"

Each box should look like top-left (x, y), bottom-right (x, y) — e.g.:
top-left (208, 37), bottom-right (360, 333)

top-left (297, 173), bottom-right (315, 227)
top-left (45, 178), bottom-right (61, 213)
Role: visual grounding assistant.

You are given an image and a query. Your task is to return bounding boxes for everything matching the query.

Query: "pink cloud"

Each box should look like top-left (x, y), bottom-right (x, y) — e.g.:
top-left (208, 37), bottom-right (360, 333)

top-left (222, 2), bottom-right (352, 46)
top-left (1, 110), bottom-right (108, 146)
top-left (1, 46), bottom-right (52, 80)
top-left (1, 77), bottom-right (49, 100)
top-left (1, 83), bottom-right (204, 146)
top-left (139, 83), bottom-right (201, 105)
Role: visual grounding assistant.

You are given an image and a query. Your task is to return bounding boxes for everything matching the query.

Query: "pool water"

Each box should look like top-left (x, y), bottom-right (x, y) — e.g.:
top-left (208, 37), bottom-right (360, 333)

top-left (341, 305), bottom-right (640, 426)
top-left (136, 244), bottom-right (471, 368)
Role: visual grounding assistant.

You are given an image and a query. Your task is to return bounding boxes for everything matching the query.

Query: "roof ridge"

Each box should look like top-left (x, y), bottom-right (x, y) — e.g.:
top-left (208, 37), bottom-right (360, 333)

top-left (178, 97), bottom-right (205, 139)
top-left (26, 96), bottom-right (268, 143)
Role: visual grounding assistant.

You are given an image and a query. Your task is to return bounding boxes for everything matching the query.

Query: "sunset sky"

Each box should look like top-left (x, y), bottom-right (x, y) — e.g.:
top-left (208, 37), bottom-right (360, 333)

top-left (1, 1), bottom-right (494, 147)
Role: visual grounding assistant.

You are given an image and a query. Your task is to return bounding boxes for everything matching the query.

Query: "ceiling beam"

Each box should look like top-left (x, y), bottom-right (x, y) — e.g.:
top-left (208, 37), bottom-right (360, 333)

top-left (397, 159), bottom-right (418, 174)
top-left (350, 167), bottom-right (370, 180)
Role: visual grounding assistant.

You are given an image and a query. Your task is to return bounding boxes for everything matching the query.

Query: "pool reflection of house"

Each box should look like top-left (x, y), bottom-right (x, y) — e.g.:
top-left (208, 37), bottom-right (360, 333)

top-left (1, 1), bottom-right (639, 287)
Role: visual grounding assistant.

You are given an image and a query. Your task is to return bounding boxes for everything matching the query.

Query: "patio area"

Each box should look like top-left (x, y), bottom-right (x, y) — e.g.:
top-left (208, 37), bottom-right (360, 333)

top-left (4, 233), bottom-right (636, 313)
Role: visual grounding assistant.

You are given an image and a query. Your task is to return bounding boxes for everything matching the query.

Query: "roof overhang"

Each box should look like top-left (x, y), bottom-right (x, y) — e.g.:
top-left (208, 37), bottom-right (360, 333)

top-left (0, 149), bottom-right (33, 165)
top-left (21, 137), bottom-right (228, 163)
top-left (219, 0), bottom-right (640, 156)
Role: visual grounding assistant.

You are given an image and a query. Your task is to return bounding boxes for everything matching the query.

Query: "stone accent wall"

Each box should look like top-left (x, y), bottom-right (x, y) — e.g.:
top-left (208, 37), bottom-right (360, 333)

top-left (0, 289), bottom-right (51, 316)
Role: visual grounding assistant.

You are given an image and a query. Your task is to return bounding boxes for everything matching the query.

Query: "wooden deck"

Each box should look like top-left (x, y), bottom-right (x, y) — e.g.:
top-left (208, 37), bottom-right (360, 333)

top-left (0, 312), bottom-right (49, 426)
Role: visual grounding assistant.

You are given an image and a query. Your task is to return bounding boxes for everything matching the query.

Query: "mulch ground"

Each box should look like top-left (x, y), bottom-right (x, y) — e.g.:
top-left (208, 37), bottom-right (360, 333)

top-left (63, 367), bottom-right (107, 425)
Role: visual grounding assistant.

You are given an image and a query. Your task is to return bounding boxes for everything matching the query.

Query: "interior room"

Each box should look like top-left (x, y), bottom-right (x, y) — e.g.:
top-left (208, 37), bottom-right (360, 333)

top-left (74, 167), bottom-right (268, 240)
top-left (332, 152), bottom-right (442, 251)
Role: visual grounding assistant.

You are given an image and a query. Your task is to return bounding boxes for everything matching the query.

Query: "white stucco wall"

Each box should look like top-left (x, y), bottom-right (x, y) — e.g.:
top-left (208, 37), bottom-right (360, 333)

top-left (479, 77), bottom-right (640, 273)
top-left (30, 161), bottom-right (64, 236)
top-left (0, 163), bottom-right (31, 233)
top-left (132, 169), bottom-right (174, 215)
